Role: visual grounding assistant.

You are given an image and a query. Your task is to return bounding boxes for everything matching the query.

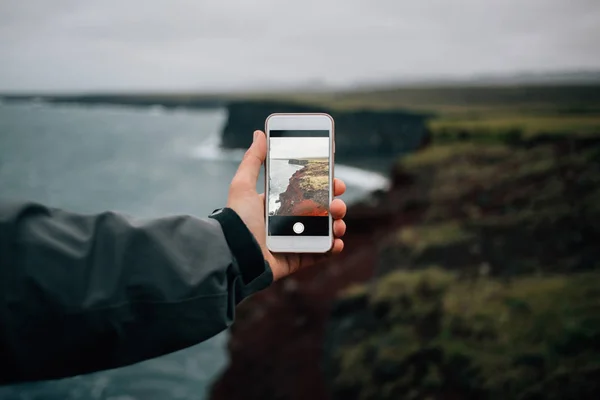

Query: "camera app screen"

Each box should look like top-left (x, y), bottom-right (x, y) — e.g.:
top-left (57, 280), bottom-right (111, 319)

top-left (268, 130), bottom-right (330, 236)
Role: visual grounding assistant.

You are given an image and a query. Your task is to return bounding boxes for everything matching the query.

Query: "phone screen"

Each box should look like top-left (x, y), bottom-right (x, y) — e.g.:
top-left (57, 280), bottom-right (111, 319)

top-left (268, 130), bottom-right (330, 236)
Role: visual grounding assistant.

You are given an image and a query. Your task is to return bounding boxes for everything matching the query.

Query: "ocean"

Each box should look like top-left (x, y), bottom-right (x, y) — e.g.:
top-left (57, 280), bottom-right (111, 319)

top-left (0, 101), bottom-right (388, 400)
top-left (267, 159), bottom-right (304, 215)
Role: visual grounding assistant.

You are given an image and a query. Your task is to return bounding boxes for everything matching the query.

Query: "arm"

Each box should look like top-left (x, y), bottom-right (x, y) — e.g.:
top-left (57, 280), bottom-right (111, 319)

top-left (0, 200), bottom-right (272, 384)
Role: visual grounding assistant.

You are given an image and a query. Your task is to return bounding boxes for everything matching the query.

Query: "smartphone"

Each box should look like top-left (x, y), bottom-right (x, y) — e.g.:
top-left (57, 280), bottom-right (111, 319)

top-left (265, 113), bottom-right (334, 253)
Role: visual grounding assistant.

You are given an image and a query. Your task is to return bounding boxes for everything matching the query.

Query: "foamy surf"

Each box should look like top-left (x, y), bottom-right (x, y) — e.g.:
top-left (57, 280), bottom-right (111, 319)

top-left (190, 134), bottom-right (246, 161)
top-left (333, 164), bottom-right (389, 191)
top-left (191, 134), bottom-right (390, 192)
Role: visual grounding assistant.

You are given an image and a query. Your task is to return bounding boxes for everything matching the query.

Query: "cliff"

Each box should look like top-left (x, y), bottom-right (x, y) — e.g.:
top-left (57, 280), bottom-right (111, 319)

top-left (322, 135), bottom-right (600, 399)
top-left (288, 159), bottom-right (309, 166)
top-left (221, 100), bottom-right (430, 161)
top-left (325, 269), bottom-right (600, 400)
top-left (277, 161), bottom-right (329, 216)
top-left (210, 133), bottom-right (600, 400)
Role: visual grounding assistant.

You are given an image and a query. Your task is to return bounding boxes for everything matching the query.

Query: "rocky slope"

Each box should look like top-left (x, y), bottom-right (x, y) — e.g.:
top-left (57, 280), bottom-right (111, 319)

top-left (277, 160), bottom-right (329, 216)
top-left (325, 269), bottom-right (600, 400)
top-left (321, 134), bottom-right (600, 399)
top-left (222, 100), bottom-right (429, 161)
top-left (211, 132), bottom-right (600, 400)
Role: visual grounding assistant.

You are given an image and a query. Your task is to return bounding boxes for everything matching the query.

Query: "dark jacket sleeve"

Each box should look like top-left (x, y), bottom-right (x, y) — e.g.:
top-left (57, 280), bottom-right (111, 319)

top-left (0, 200), bottom-right (272, 384)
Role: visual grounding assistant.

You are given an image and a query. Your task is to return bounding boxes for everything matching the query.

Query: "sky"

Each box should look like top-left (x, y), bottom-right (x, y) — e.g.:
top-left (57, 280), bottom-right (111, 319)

top-left (1, 0), bottom-right (599, 92)
top-left (270, 138), bottom-right (329, 159)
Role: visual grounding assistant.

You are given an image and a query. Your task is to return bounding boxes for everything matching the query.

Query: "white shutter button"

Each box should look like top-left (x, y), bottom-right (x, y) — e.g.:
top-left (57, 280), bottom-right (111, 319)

top-left (293, 222), bottom-right (305, 234)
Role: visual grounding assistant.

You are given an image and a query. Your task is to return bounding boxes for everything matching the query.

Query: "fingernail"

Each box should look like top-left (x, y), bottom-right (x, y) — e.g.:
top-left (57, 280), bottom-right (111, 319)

top-left (253, 131), bottom-right (260, 141)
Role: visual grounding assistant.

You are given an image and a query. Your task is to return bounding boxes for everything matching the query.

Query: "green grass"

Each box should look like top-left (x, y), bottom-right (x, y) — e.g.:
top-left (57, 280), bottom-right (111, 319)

top-left (400, 143), bottom-right (511, 169)
top-left (330, 269), bottom-right (600, 400)
top-left (429, 114), bottom-right (600, 138)
top-left (386, 139), bottom-right (600, 275)
top-left (256, 84), bottom-right (600, 112)
top-left (299, 160), bottom-right (329, 191)
top-left (397, 222), bottom-right (474, 254)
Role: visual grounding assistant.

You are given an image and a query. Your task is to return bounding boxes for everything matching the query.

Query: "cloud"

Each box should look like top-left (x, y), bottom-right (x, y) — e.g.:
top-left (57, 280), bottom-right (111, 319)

top-left (1, 0), bottom-right (599, 91)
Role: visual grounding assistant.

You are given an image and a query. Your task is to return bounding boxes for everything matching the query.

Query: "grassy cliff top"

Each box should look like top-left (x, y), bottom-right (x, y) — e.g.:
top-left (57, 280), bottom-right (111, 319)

top-left (298, 160), bottom-right (329, 192)
top-left (250, 84), bottom-right (600, 140)
top-left (389, 138), bottom-right (600, 274)
top-left (332, 268), bottom-right (600, 399)
top-left (325, 129), bottom-right (600, 397)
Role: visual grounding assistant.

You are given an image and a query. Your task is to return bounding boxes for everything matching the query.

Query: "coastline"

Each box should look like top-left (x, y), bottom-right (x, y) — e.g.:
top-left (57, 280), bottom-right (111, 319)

top-left (4, 89), bottom-right (599, 398)
top-left (0, 99), bottom-right (411, 196)
top-left (0, 101), bottom-right (393, 203)
top-left (275, 160), bottom-right (329, 217)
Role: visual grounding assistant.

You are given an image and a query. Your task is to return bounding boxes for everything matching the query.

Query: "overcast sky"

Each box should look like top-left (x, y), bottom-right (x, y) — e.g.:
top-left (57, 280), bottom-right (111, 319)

top-left (1, 0), bottom-right (599, 92)
top-left (270, 138), bottom-right (329, 159)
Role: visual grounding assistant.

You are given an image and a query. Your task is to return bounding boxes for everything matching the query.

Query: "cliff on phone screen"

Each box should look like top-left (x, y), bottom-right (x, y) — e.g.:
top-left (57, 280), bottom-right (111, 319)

top-left (270, 158), bottom-right (329, 216)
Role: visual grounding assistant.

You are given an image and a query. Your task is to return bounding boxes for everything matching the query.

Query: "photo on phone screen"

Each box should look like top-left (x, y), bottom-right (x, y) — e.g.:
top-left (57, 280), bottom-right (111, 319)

top-left (268, 130), bottom-right (330, 236)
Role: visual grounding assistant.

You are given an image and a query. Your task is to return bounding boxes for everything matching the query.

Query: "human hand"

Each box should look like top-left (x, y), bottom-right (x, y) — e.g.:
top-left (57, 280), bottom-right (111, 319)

top-left (227, 130), bottom-right (346, 281)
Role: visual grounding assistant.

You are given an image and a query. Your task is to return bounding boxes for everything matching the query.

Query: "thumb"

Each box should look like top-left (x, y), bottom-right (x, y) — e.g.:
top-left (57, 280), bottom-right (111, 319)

top-left (231, 130), bottom-right (267, 190)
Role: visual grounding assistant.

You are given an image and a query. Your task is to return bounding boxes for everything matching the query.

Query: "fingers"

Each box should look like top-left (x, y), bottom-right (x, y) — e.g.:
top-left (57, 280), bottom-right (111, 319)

top-left (231, 130), bottom-right (266, 190)
top-left (331, 238), bottom-right (344, 254)
top-left (330, 198), bottom-right (347, 219)
top-left (333, 219), bottom-right (346, 238)
top-left (334, 178), bottom-right (346, 197)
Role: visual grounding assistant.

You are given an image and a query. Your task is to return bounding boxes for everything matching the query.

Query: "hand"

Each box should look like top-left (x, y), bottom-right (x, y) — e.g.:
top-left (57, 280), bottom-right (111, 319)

top-left (227, 130), bottom-right (347, 281)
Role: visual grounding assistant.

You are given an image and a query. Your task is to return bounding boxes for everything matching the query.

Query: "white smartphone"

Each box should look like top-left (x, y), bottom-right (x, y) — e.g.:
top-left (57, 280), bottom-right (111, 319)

top-left (265, 113), bottom-right (335, 253)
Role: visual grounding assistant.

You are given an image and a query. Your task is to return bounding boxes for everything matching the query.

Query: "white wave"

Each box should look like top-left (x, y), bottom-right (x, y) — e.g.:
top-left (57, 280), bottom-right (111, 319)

top-left (190, 133), bottom-right (246, 161)
top-left (334, 164), bottom-right (389, 191)
top-left (190, 134), bottom-right (390, 191)
top-left (148, 104), bottom-right (166, 115)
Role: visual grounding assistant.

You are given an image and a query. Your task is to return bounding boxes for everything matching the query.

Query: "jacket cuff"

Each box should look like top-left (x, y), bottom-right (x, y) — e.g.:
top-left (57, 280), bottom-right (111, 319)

top-left (209, 207), bottom-right (273, 294)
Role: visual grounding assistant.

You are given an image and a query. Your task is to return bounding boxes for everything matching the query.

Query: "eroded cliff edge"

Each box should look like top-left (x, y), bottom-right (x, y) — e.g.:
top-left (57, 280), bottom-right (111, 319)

top-left (276, 161), bottom-right (329, 216)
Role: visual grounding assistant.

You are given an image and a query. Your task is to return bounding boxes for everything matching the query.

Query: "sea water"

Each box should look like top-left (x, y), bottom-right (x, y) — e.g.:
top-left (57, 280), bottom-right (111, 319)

top-left (0, 101), bottom-right (388, 399)
top-left (268, 159), bottom-right (305, 215)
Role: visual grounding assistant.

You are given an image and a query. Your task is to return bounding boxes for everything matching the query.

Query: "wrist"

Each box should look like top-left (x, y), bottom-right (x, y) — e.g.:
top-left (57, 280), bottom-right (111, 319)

top-left (209, 207), bottom-right (272, 288)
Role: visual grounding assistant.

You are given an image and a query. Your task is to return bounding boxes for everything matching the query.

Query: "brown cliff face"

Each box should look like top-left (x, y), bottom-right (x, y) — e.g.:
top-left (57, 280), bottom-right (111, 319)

top-left (276, 161), bottom-right (329, 217)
